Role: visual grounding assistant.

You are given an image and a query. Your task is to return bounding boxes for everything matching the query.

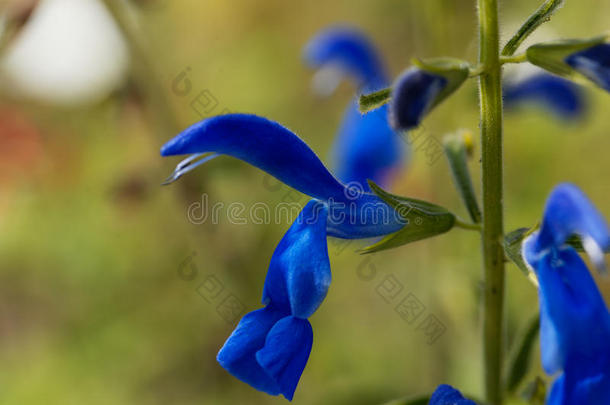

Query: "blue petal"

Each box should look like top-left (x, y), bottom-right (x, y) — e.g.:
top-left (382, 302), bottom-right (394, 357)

top-left (161, 114), bottom-right (346, 201)
top-left (548, 371), bottom-right (610, 405)
top-left (161, 114), bottom-right (406, 239)
top-left (523, 239), bottom-right (610, 375)
top-left (325, 191), bottom-right (406, 239)
top-left (535, 183), bottom-right (610, 257)
top-left (504, 73), bottom-right (586, 120)
top-left (566, 43), bottom-right (610, 92)
top-left (303, 26), bottom-right (388, 90)
top-left (428, 384), bottom-right (477, 405)
top-left (216, 306), bottom-right (288, 395)
top-left (547, 373), bottom-right (567, 405)
top-left (332, 101), bottom-right (405, 188)
top-left (389, 68), bottom-right (448, 131)
top-left (304, 27), bottom-right (404, 189)
top-left (256, 316), bottom-right (313, 401)
top-left (262, 200), bottom-right (331, 319)
top-left (569, 372), bottom-right (610, 404)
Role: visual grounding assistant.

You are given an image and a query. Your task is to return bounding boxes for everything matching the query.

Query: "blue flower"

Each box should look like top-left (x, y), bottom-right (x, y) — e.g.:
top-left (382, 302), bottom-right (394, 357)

top-left (504, 72), bottom-right (586, 120)
top-left (162, 114), bottom-right (407, 399)
top-left (304, 26), bottom-right (388, 91)
top-left (523, 184), bottom-right (610, 405)
top-left (389, 68), bottom-right (448, 131)
top-left (565, 43), bottom-right (610, 92)
top-left (217, 200), bottom-right (327, 400)
top-left (304, 26), bottom-right (404, 188)
top-left (161, 114), bottom-right (405, 239)
top-left (428, 384), bottom-right (477, 405)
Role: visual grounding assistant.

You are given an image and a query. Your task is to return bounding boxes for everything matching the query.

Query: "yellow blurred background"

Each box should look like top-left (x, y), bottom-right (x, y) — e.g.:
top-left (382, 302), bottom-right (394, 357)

top-left (0, 1), bottom-right (609, 404)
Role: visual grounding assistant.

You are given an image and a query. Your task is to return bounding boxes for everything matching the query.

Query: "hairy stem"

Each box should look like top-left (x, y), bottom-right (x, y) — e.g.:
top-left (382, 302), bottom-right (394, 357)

top-left (478, 0), bottom-right (506, 404)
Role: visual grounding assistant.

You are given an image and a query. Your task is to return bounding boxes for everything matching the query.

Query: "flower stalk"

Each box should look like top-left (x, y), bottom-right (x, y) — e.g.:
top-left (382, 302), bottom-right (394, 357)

top-left (500, 53), bottom-right (528, 64)
top-left (478, 0), bottom-right (506, 404)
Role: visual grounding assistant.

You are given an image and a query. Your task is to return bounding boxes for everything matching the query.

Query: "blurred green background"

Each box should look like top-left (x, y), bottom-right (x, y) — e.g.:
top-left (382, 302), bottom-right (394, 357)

top-left (0, 0), bottom-right (609, 404)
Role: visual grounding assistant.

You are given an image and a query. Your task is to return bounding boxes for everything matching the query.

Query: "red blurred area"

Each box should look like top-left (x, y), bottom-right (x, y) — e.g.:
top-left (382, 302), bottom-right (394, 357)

top-left (0, 106), bottom-right (44, 186)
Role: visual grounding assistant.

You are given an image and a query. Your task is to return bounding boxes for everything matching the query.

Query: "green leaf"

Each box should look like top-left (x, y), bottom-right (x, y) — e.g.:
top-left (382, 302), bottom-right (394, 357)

top-left (412, 57), bottom-right (470, 111)
top-left (504, 227), bottom-right (535, 278)
top-left (443, 130), bottom-right (481, 224)
top-left (361, 181), bottom-right (456, 254)
top-left (521, 377), bottom-right (547, 405)
top-left (526, 36), bottom-right (608, 82)
top-left (359, 88), bottom-right (391, 113)
top-left (501, 0), bottom-right (565, 56)
top-left (506, 314), bottom-right (540, 393)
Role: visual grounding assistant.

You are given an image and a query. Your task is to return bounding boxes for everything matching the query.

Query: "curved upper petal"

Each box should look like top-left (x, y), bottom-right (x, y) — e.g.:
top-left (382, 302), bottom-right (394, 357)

top-left (161, 114), bottom-right (406, 239)
top-left (504, 73), bottom-right (586, 120)
top-left (216, 306), bottom-right (288, 395)
top-left (566, 43), bottom-right (610, 92)
top-left (303, 26), bottom-right (388, 90)
top-left (332, 101), bottom-right (405, 188)
top-left (262, 200), bottom-right (331, 319)
top-left (535, 183), bottom-right (610, 258)
top-left (428, 384), bottom-right (477, 405)
top-left (256, 316), bottom-right (313, 401)
top-left (161, 114), bottom-right (347, 201)
top-left (389, 68), bottom-right (448, 131)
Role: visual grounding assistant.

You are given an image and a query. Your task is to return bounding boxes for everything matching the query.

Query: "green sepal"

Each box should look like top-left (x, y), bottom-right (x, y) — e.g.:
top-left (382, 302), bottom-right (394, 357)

top-left (359, 88), bottom-right (391, 113)
top-left (361, 181), bottom-right (456, 254)
top-left (506, 314), bottom-right (540, 393)
top-left (502, 0), bottom-right (565, 56)
top-left (443, 130), bottom-right (481, 224)
top-left (412, 57), bottom-right (470, 111)
top-left (526, 36), bottom-right (608, 83)
top-left (358, 58), bottom-right (468, 115)
top-left (504, 227), bottom-right (536, 278)
top-left (503, 226), bottom-right (597, 285)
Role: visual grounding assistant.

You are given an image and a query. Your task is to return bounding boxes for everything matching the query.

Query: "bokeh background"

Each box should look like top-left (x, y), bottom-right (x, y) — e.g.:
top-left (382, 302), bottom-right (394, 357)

top-left (0, 0), bottom-right (609, 404)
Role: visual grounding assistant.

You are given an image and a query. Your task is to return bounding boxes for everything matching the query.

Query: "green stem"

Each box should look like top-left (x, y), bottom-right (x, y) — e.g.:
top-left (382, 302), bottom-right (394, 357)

top-left (478, 0), bottom-right (506, 404)
top-left (102, 0), bottom-right (179, 136)
top-left (468, 64), bottom-right (487, 77)
top-left (454, 218), bottom-right (482, 231)
top-left (500, 53), bottom-right (527, 64)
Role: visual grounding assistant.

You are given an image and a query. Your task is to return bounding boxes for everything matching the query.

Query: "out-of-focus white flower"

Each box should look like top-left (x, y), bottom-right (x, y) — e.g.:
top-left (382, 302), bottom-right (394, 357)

top-left (1, 0), bottom-right (129, 106)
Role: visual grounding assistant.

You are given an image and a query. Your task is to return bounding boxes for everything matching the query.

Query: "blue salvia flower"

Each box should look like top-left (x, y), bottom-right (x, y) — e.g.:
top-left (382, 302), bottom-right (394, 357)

top-left (428, 384), bottom-right (477, 405)
top-left (523, 183), bottom-right (610, 405)
top-left (565, 43), bottom-right (610, 92)
top-left (389, 68), bottom-right (448, 131)
top-left (161, 114), bottom-right (406, 399)
top-left (304, 26), bottom-right (404, 188)
top-left (217, 200), bottom-right (327, 399)
top-left (504, 72), bottom-right (586, 120)
top-left (304, 26), bottom-right (387, 92)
